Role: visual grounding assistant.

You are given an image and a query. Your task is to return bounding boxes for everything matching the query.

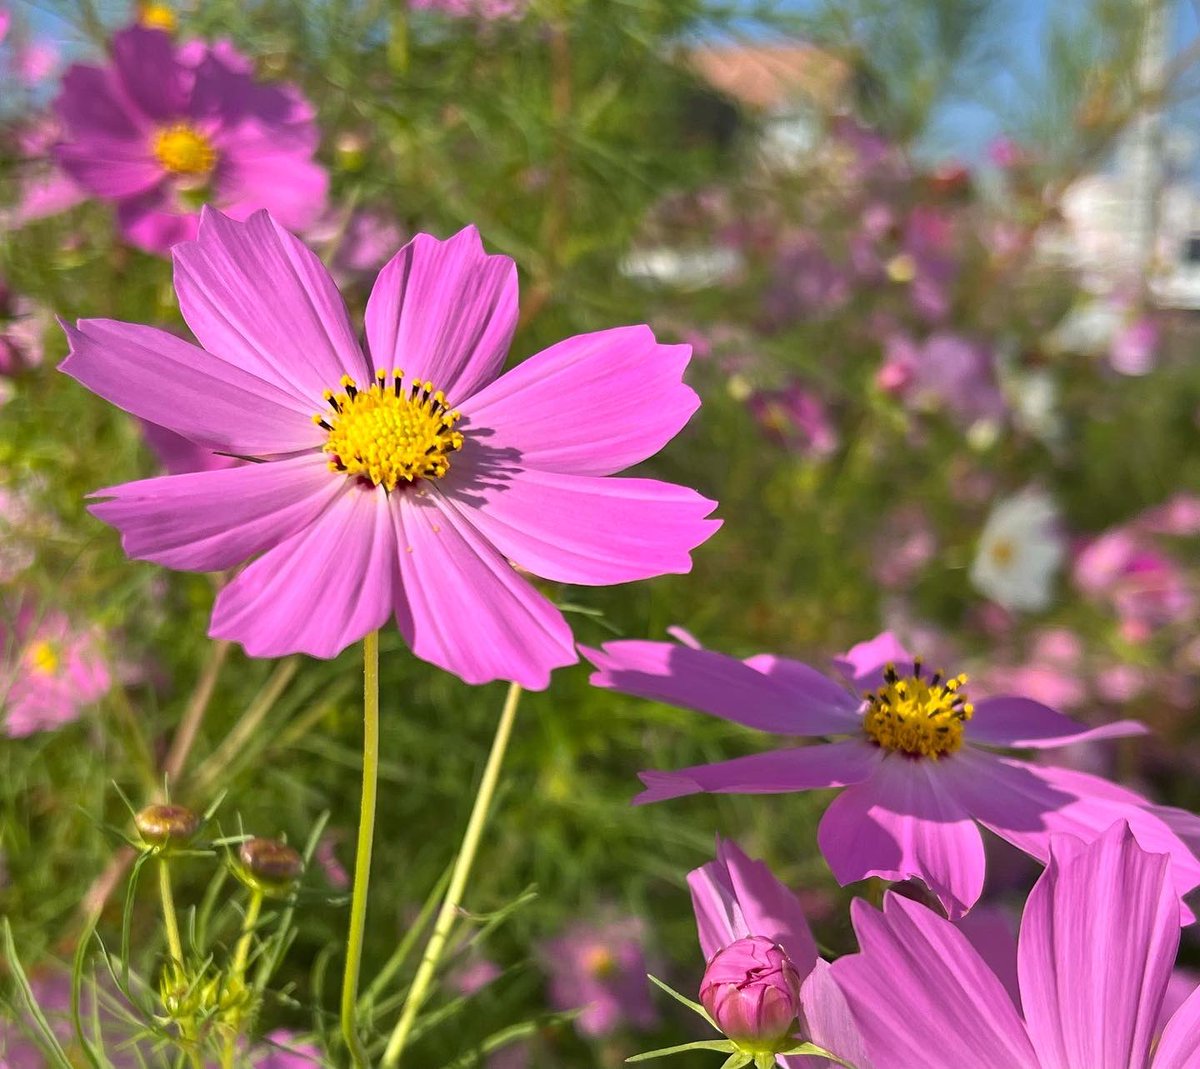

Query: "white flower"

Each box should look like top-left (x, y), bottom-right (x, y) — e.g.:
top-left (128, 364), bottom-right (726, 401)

top-left (970, 489), bottom-right (1065, 612)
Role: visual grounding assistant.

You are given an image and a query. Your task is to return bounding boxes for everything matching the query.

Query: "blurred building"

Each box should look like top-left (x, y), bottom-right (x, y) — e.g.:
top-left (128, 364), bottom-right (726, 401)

top-left (623, 40), bottom-right (847, 287)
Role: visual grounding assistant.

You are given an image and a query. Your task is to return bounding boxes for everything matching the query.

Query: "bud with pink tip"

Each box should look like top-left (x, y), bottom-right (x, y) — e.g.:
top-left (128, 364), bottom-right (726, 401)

top-left (698, 936), bottom-right (802, 1053)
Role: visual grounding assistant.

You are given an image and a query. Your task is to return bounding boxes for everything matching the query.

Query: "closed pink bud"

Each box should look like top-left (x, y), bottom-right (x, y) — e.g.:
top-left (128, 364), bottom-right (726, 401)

top-left (699, 936), bottom-right (802, 1053)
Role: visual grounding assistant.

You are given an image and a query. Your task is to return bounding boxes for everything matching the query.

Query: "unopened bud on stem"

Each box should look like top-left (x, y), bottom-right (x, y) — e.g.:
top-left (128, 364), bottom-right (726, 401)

top-left (699, 936), bottom-right (802, 1055)
top-left (135, 804), bottom-right (200, 850)
top-left (238, 837), bottom-right (303, 895)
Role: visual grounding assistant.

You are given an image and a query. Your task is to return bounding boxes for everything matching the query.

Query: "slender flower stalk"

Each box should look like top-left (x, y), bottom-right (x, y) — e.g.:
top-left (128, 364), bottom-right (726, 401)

top-left (382, 682), bottom-right (523, 1067)
top-left (341, 630), bottom-right (380, 1068)
top-left (157, 857), bottom-right (185, 967)
top-left (223, 887), bottom-right (264, 1069)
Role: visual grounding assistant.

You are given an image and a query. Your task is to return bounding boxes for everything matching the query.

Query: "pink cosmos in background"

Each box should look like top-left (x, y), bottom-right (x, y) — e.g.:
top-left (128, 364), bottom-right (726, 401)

top-left (690, 838), bottom-right (872, 1068)
top-left (409, 0), bottom-right (527, 18)
top-left (53, 28), bottom-right (326, 254)
top-left (61, 208), bottom-right (718, 688)
top-left (832, 824), bottom-right (1200, 1069)
top-left (880, 332), bottom-right (1005, 428)
top-left (586, 631), bottom-right (1200, 919)
top-left (540, 917), bottom-right (658, 1038)
top-left (747, 384), bottom-right (838, 459)
top-left (0, 278), bottom-right (45, 384)
top-left (1110, 315), bottom-right (1159, 376)
top-left (1, 601), bottom-right (111, 736)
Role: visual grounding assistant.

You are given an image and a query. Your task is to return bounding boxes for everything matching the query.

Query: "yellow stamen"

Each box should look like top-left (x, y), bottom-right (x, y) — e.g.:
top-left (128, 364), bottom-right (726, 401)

top-left (862, 660), bottom-right (974, 759)
top-left (317, 369), bottom-right (464, 491)
top-left (151, 123), bottom-right (216, 177)
top-left (28, 640), bottom-right (60, 676)
top-left (137, 1), bottom-right (177, 31)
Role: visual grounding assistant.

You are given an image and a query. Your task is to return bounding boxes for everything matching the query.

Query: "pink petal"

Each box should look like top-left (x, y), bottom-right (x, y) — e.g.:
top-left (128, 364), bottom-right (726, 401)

top-left (955, 906), bottom-right (1021, 1009)
top-left (111, 27), bottom-right (189, 121)
top-left (1155, 983), bottom-right (1200, 1069)
top-left (1018, 823), bottom-right (1177, 1069)
top-left (209, 485), bottom-right (396, 658)
top-left (461, 326), bottom-right (698, 476)
top-left (635, 740), bottom-right (882, 804)
top-left (967, 696), bottom-right (1147, 749)
top-left (89, 455), bottom-right (342, 572)
top-left (59, 318), bottom-right (320, 455)
top-left (391, 492), bottom-right (575, 689)
top-left (945, 752), bottom-right (1200, 917)
top-left (832, 631), bottom-right (914, 689)
top-left (742, 653), bottom-right (866, 721)
top-left (833, 896), bottom-right (1037, 1069)
top-left (215, 152), bottom-right (329, 233)
top-left (364, 227), bottom-right (517, 404)
top-left (440, 465), bottom-right (718, 585)
top-left (584, 641), bottom-right (863, 735)
top-left (687, 837), bottom-right (818, 971)
top-left (789, 960), bottom-right (875, 1069)
top-left (117, 191), bottom-right (198, 255)
top-left (173, 208), bottom-right (367, 404)
top-left (817, 756), bottom-right (986, 919)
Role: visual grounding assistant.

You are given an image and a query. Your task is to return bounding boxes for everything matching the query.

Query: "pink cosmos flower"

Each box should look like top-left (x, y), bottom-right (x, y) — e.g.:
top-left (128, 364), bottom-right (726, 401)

top-left (2, 601), bottom-right (111, 736)
top-left (540, 917), bottom-right (658, 1038)
top-left (690, 838), bottom-right (872, 1069)
top-left (585, 631), bottom-right (1200, 918)
top-left (831, 823), bottom-right (1200, 1069)
top-left (1110, 315), bottom-right (1159, 376)
top-left (61, 208), bottom-right (718, 688)
top-left (409, 0), bottom-right (527, 18)
top-left (747, 384), bottom-right (838, 459)
top-left (254, 1031), bottom-right (324, 1067)
top-left (1, 115), bottom-right (88, 227)
top-left (0, 279), bottom-right (44, 382)
top-left (1139, 493), bottom-right (1200, 537)
top-left (54, 28), bottom-right (327, 254)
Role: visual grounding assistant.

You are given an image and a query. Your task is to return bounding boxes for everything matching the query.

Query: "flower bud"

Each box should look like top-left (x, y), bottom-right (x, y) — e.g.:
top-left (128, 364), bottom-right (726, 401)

top-left (134, 804), bottom-right (200, 849)
top-left (699, 936), bottom-right (802, 1054)
top-left (238, 838), bottom-right (303, 895)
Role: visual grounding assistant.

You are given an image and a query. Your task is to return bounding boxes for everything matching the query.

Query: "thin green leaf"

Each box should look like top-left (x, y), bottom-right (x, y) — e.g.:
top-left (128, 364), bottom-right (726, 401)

top-left (626, 1040), bottom-right (735, 1062)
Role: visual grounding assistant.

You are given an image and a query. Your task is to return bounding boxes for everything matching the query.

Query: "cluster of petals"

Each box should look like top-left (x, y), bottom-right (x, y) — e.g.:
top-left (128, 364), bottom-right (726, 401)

top-left (586, 631), bottom-right (1200, 918)
top-left (53, 28), bottom-right (326, 254)
top-left (539, 917), bottom-right (658, 1037)
top-left (61, 208), bottom-right (718, 688)
top-left (690, 838), bottom-right (872, 1068)
top-left (1, 600), bottom-right (110, 736)
top-left (832, 824), bottom-right (1200, 1069)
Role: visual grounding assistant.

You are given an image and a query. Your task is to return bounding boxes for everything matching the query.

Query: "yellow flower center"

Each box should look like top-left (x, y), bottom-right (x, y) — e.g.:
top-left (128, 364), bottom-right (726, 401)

top-left (152, 123), bottom-right (217, 177)
top-left (990, 538), bottom-right (1015, 567)
top-left (317, 370), bottom-right (464, 491)
top-left (885, 253), bottom-right (917, 283)
top-left (862, 660), bottom-right (974, 759)
top-left (138, 1), bottom-right (177, 30)
top-left (583, 945), bottom-right (617, 979)
top-left (28, 640), bottom-right (60, 676)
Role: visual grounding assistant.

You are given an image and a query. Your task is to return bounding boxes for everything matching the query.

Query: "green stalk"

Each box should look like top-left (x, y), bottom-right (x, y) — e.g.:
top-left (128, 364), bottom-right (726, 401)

top-left (158, 858), bottom-right (185, 968)
top-left (340, 630), bottom-right (381, 1067)
top-left (382, 682), bottom-right (524, 1067)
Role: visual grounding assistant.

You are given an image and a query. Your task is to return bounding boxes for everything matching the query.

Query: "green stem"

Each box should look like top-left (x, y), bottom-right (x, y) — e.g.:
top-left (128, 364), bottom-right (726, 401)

top-left (222, 888), bottom-right (264, 1069)
top-left (341, 630), bottom-right (380, 1068)
top-left (381, 682), bottom-right (524, 1068)
top-left (158, 858), bottom-right (184, 968)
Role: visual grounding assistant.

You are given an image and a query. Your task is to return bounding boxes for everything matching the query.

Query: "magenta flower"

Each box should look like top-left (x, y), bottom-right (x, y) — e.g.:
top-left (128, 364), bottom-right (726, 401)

top-left (832, 823), bottom-right (1200, 1069)
top-left (747, 384), bottom-right (838, 460)
top-left (0, 278), bottom-right (44, 381)
top-left (2, 601), bottom-right (111, 736)
top-left (61, 208), bottom-right (717, 687)
top-left (585, 632), bottom-right (1200, 918)
top-left (54, 28), bottom-right (326, 254)
top-left (689, 838), bottom-right (871, 1068)
top-left (540, 917), bottom-right (659, 1038)
top-left (253, 1031), bottom-right (323, 1067)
